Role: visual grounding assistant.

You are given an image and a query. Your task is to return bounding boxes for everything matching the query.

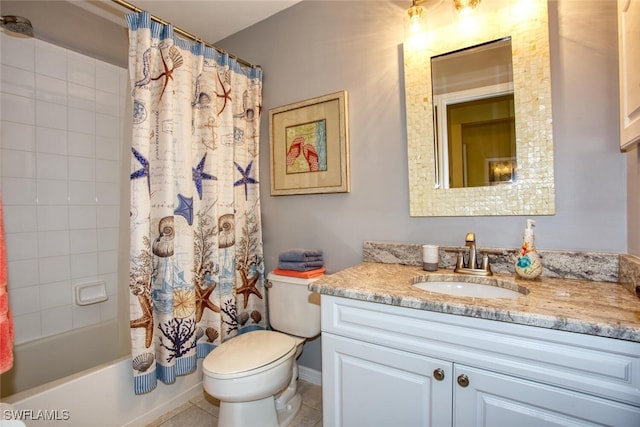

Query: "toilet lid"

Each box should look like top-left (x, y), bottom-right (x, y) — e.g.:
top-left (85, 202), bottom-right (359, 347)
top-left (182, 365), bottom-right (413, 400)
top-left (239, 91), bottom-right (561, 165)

top-left (203, 330), bottom-right (296, 375)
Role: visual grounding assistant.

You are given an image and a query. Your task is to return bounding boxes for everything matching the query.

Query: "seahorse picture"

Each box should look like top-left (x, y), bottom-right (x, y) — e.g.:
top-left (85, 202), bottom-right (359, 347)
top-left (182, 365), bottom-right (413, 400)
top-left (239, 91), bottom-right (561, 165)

top-left (285, 120), bottom-right (327, 173)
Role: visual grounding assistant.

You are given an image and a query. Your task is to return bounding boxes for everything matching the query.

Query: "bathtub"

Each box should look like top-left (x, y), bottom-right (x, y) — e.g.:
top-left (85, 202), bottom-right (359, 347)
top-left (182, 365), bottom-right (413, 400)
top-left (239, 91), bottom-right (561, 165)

top-left (1, 356), bottom-right (204, 427)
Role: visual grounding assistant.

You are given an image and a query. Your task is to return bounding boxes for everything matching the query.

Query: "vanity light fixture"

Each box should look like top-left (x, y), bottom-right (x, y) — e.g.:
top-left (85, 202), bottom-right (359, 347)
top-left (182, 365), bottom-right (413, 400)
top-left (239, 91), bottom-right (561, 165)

top-left (407, 0), bottom-right (427, 35)
top-left (453, 0), bottom-right (481, 13)
top-left (406, 0), bottom-right (482, 34)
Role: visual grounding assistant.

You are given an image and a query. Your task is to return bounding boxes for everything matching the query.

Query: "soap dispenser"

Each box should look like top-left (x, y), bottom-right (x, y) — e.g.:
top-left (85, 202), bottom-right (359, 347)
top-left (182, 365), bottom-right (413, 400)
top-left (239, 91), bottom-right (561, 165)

top-left (515, 219), bottom-right (542, 279)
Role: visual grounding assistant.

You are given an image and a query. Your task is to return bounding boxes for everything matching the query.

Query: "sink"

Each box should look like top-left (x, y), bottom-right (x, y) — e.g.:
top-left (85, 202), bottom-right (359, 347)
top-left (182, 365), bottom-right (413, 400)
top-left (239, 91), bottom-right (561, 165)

top-left (413, 279), bottom-right (526, 299)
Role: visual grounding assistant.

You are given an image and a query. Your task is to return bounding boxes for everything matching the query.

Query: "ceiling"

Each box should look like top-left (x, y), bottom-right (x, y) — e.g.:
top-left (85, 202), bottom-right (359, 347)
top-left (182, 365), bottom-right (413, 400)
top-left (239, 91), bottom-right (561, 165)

top-left (0, 0), bottom-right (302, 67)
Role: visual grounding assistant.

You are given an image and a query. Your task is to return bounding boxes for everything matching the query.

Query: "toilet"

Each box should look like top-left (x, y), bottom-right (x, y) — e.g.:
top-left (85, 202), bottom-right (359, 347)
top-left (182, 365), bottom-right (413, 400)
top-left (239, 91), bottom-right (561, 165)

top-left (202, 272), bottom-right (321, 427)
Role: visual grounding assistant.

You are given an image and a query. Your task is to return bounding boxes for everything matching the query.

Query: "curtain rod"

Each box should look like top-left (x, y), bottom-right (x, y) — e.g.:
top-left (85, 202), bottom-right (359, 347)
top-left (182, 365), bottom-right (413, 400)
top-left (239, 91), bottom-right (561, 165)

top-left (111, 0), bottom-right (259, 69)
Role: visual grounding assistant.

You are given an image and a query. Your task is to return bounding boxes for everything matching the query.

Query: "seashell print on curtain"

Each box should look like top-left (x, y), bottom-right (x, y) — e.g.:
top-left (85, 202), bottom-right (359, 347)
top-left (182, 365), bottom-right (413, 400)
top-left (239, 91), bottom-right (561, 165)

top-left (126, 11), bottom-right (266, 394)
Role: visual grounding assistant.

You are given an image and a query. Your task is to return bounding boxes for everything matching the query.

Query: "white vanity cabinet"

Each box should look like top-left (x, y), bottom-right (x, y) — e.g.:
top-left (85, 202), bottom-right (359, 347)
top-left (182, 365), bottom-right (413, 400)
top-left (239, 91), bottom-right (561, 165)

top-left (321, 295), bottom-right (640, 427)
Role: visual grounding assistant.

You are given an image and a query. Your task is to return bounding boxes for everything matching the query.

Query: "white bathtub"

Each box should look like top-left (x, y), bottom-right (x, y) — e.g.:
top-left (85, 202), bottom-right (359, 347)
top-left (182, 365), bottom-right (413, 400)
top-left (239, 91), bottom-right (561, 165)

top-left (1, 356), bottom-right (204, 427)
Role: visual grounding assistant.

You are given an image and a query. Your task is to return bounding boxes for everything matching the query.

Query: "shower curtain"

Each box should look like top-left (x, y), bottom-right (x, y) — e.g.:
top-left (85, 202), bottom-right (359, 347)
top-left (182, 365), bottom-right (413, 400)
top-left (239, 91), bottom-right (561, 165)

top-left (126, 11), bottom-right (267, 394)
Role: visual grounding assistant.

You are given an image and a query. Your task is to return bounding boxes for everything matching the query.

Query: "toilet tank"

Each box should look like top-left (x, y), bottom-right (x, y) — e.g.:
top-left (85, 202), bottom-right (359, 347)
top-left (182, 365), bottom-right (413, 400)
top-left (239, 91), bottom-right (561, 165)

top-left (266, 272), bottom-right (321, 338)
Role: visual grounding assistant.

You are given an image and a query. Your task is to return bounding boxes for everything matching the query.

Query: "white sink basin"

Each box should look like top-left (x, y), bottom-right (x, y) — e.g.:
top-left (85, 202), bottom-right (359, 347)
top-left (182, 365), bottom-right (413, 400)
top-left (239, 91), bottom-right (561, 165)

top-left (413, 281), bottom-right (525, 299)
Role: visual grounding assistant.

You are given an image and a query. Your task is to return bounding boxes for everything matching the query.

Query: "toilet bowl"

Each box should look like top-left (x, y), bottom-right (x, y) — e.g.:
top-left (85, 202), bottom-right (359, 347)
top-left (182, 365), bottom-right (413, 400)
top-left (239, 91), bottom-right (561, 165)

top-left (202, 272), bottom-right (321, 427)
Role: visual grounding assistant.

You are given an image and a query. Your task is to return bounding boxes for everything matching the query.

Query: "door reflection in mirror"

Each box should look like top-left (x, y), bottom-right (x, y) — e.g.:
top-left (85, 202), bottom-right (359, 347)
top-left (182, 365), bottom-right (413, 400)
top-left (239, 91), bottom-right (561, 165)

top-left (431, 37), bottom-right (515, 188)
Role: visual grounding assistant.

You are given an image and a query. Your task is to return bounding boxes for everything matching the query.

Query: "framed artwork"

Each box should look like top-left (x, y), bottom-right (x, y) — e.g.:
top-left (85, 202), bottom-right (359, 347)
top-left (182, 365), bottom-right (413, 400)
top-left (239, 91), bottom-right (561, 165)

top-left (269, 91), bottom-right (350, 195)
top-left (487, 157), bottom-right (516, 185)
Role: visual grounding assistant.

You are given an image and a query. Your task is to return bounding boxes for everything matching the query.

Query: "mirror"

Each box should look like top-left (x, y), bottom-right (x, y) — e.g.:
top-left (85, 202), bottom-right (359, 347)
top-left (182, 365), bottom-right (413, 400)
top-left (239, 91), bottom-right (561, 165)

top-left (432, 37), bottom-right (515, 188)
top-left (404, 0), bottom-right (555, 216)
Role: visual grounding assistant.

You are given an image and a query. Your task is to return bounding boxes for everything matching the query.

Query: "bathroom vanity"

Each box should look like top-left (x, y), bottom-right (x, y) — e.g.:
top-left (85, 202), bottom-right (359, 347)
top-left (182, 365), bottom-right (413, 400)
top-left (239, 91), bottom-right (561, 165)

top-left (310, 262), bottom-right (640, 427)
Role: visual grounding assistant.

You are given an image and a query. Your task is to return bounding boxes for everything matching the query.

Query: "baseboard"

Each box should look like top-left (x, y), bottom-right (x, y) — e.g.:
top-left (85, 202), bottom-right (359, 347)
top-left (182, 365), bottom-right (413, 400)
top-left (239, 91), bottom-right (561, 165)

top-left (298, 365), bottom-right (321, 386)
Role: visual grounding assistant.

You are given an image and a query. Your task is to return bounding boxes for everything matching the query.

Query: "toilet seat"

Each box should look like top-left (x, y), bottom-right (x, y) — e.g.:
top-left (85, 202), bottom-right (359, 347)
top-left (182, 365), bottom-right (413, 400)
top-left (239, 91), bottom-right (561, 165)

top-left (203, 330), bottom-right (297, 379)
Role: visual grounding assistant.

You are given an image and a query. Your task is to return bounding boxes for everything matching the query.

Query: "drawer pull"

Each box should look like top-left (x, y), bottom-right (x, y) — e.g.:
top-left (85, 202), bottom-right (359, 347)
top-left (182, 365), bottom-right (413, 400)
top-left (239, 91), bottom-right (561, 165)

top-left (433, 368), bottom-right (445, 381)
top-left (457, 374), bottom-right (469, 387)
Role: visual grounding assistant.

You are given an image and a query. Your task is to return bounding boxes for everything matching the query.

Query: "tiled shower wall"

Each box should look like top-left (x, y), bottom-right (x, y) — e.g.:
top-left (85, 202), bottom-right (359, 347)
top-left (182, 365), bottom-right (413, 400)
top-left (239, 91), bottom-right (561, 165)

top-left (0, 32), bottom-right (126, 345)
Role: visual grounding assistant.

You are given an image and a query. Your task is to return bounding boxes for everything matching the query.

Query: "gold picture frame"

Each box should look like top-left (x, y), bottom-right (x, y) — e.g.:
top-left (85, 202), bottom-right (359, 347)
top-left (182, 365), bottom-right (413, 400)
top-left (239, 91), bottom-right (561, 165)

top-left (269, 91), bottom-right (350, 195)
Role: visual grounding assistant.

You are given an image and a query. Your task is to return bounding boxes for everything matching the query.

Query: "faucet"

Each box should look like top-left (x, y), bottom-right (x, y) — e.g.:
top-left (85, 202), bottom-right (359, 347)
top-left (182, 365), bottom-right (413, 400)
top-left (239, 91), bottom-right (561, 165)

top-left (454, 232), bottom-right (493, 276)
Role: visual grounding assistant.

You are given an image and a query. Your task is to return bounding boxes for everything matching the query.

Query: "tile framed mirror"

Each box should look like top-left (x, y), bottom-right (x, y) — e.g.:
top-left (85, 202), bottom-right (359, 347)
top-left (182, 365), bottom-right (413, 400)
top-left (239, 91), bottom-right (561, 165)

top-left (404, 0), bottom-right (555, 216)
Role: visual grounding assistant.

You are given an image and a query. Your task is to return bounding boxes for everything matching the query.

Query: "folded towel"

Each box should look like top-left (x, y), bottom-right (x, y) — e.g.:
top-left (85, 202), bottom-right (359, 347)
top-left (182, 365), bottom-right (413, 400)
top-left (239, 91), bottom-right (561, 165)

top-left (278, 248), bottom-right (323, 262)
top-left (273, 267), bottom-right (326, 279)
top-left (277, 260), bottom-right (325, 272)
top-left (0, 198), bottom-right (14, 374)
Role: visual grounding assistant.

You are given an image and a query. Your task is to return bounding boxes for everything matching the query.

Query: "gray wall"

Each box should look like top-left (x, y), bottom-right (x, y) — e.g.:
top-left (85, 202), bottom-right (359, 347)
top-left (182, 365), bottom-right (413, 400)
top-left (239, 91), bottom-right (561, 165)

top-left (218, 0), bottom-right (631, 372)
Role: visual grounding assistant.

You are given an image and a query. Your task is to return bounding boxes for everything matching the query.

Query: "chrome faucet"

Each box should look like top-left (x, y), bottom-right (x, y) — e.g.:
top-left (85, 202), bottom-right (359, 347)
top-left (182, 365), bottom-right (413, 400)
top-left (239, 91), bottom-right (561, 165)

top-left (454, 232), bottom-right (493, 276)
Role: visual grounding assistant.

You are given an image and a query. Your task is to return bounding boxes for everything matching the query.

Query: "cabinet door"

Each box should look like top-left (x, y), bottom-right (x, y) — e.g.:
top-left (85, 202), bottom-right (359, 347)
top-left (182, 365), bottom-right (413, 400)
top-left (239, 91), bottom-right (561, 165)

top-left (453, 365), bottom-right (640, 427)
top-left (618, 0), bottom-right (640, 151)
top-left (322, 333), bottom-right (453, 427)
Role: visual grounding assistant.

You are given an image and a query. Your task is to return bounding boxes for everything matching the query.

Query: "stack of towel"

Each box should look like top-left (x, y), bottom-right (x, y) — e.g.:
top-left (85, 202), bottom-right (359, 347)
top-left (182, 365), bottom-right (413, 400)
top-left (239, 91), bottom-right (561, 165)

top-left (274, 248), bottom-right (325, 278)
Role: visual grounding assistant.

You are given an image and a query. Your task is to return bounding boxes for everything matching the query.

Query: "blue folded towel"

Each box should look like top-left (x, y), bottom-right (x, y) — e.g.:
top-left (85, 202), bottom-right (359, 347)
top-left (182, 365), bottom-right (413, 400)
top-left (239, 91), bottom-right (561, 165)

top-left (277, 260), bottom-right (325, 272)
top-left (278, 248), bottom-right (323, 262)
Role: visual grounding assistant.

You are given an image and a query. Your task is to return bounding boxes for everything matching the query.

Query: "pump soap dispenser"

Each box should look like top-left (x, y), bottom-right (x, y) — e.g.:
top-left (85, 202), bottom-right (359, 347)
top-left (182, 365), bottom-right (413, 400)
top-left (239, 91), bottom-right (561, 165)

top-left (515, 219), bottom-right (542, 279)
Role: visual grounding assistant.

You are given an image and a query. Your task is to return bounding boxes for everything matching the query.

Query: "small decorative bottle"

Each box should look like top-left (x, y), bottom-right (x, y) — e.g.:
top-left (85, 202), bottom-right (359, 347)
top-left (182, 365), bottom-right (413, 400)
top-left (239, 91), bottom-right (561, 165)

top-left (515, 219), bottom-right (542, 279)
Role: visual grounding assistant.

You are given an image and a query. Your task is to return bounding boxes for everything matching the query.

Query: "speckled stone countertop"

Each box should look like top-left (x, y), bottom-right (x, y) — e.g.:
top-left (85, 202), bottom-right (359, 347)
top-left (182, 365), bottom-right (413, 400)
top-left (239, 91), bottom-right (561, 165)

top-left (309, 262), bottom-right (640, 343)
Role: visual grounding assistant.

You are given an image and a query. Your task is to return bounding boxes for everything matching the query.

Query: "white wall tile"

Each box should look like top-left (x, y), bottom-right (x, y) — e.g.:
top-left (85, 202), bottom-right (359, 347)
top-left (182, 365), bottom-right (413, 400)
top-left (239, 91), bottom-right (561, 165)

top-left (68, 131), bottom-right (96, 158)
top-left (68, 156), bottom-right (95, 181)
top-left (12, 312), bottom-right (41, 345)
top-left (68, 180), bottom-right (96, 205)
top-left (2, 64), bottom-right (35, 97)
top-left (68, 82), bottom-right (95, 111)
top-left (1, 121), bottom-right (36, 151)
top-left (98, 250), bottom-right (117, 275)
top-left (2, 149), bottom-right (36, 178)
top-left (2, 177), bottom-right (37, 205)
top-left (2, 93), bottom-right (35, 125)
top-left (70, 229), bottom-right (98, 254)
top-left (96, 182), bottom-right (119, 205)
top-left (37, 179), bottom-right (68, 205)
top-left (36, 126), bottom-right (67, 155)
top-left (35, 99), bottom-right (66, 129)
top-left (35, 74), bottom-right (67, 105)
top-left (37, 230), bottom-right (70, 257)
top-left (37, 152), bottom-right (67, 180)
top-left (102, 272), bottom-right (118, 297)
top-left (95, 136), bottom-right (121, 161)
top-left (96, 62), bottom-right (120, 94)
top-left (95, 159), bottom-right (120, 183)
top-left (6, 258), bottom-right (39, 289)
top-left (72, 303), bottom-right (101, 328)
top-left (68, 107), bottom-right (95, 134)
top-left (96, 113), bottom-right (120, 138)
top-left (96, 205), bottom-right (119, 228)
top-left (40, 280), bottom-right (72, 309)
top-left (41, 305), bottom-right (73, 337)
top-left (67, 51), bottom-right (95, 88)
top-left (100, 296), bottom-right (118, 321)
top-left (1, 33), bottom-right (35, 71)
top-left (97, 227), bottom-right (118, 251)
top-left (70, 252), bottom-right (98, 279)
top-left (9, 285), bottom-right (41, 315)
top-left (39, 255), bottom-right (71, 283)
top-left (35, 40), bottom-right (67, 80)
top-left (3, 205), bottom-right (37, 233)
top-left (69, 205), bottom-right (97, 229)
top-left (37, 206), bottom-right (69, 232)
top-left (4, 232), bottom-right (38, 261)
top-left (96, 90), bottom-right (119, 116)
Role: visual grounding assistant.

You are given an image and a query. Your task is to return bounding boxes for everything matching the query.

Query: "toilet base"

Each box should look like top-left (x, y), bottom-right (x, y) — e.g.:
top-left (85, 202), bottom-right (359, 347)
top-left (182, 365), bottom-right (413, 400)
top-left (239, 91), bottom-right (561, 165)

top-left (276, 393), bottom-right (302, 427)
top-left (218, 396), bottom-right (279, 427)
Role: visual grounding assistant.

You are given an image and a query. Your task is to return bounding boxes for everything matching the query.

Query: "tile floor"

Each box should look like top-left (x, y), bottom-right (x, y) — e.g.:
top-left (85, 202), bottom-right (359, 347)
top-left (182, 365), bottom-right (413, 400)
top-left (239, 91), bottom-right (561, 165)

top-left (147, 380), bottom-right (322, 427)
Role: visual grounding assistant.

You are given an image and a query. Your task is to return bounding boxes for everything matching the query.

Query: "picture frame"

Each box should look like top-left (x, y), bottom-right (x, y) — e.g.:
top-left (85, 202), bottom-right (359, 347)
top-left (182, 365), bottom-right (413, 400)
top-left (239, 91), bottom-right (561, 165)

top-left (269, 91), bottom-right (350, 195)
top-left (487, 157), bottom-right (516, 185)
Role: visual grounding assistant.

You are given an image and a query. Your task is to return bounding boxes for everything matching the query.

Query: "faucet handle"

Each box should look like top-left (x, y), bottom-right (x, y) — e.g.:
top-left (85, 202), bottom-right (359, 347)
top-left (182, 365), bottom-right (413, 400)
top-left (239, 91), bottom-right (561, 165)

top-left (465, 232), bottom-right (476, 244)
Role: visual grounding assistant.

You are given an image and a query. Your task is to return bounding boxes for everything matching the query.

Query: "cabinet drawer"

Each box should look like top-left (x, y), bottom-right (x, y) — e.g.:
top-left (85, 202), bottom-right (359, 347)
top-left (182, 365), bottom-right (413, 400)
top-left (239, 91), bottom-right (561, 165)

top-left (321, 295), bottom-right (640, 406)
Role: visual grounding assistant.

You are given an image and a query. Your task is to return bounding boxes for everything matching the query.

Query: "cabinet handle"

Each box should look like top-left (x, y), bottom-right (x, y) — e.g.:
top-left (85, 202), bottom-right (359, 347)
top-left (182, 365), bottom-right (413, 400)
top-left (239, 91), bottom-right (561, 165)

top-left (433, 368), bottom-right (445, 381)
top-left (457, 374), bottom-right (469, 387)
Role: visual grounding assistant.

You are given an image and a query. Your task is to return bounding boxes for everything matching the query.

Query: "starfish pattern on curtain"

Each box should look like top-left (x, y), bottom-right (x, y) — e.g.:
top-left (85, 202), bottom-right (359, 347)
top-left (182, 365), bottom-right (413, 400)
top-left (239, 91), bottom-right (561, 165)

top-left (126, 11), bottom-right (266, 395)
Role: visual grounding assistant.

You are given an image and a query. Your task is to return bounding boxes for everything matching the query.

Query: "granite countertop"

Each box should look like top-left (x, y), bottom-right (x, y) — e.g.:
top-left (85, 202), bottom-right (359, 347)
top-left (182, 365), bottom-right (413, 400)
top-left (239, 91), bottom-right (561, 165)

top-left (309, 262), bottom-right (640, 343)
